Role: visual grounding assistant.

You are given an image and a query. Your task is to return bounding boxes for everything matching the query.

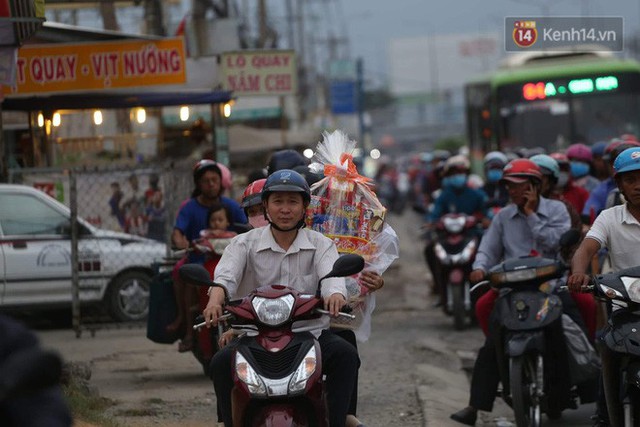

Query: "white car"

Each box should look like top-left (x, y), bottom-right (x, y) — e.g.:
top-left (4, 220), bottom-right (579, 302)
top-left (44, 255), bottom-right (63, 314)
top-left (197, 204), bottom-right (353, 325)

top-left (0, 184), bottom-right (166, 321)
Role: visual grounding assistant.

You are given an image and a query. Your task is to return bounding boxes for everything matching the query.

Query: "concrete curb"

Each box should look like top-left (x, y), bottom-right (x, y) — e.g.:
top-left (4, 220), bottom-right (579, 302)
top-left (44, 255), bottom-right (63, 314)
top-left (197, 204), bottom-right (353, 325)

top-left (414, 338), bottom-right (514, 427)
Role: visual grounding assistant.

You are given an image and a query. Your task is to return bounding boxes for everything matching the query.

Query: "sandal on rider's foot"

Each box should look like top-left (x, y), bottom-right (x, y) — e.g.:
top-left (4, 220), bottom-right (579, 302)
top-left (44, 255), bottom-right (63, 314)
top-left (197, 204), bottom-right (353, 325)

top-left (178, 339), bottom-right (193, 353)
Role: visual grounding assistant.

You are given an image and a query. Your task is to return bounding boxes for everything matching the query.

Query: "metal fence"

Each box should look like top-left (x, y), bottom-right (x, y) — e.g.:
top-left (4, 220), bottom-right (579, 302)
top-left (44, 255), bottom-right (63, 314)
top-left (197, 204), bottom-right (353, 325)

top-left (7, 163), bottom-right (193, 336)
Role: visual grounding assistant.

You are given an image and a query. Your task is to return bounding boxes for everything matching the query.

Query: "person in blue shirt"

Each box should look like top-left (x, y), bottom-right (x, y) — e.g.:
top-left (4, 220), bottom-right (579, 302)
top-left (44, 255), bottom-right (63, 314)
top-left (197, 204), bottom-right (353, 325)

top-left (169, 159), bottom-right (248, 351)
top-left (582, 139), bottom-right (640, 223)
top-left (424, 154), bottom-right (487, 304)
top-left (427, 154), bottom-right (488, 223)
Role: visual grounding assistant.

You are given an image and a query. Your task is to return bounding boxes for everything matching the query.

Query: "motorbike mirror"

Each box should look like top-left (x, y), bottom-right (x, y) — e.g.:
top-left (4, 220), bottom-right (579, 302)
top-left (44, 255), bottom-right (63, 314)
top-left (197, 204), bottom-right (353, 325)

top-left (559, 228), bottom-right (581, 249)
top-left (179, 263), bottom-right (213, 287)
top-left (324, 254), bottom-right (365, 280)
top-left (0, 348), bottom-right (62, 401)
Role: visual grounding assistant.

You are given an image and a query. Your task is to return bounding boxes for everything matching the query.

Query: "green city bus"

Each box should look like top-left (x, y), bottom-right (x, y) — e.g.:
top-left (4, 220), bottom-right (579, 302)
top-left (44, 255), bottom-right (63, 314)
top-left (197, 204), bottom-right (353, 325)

top-left (465, 50), bottom-right (640, 172)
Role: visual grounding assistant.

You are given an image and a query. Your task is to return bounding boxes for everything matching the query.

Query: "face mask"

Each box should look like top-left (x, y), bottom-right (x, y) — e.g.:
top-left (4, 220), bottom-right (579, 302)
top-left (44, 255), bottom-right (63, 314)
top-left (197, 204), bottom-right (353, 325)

top-left (557, 172), bottom-right (570, 188)
top-left (443, 174), bottom-right (467, 189)
top-left (486, 169), bottom-right (503, 183)
top-left (570, 161), bottom-right (590, 178)
top-left (248, 215), bottom-right (269, 228)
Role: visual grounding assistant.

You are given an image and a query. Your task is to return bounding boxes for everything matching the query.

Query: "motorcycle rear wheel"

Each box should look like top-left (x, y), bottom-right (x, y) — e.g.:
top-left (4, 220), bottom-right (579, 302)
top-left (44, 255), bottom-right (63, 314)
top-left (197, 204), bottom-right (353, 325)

top-left (510, 355), bottom-right (541, 427)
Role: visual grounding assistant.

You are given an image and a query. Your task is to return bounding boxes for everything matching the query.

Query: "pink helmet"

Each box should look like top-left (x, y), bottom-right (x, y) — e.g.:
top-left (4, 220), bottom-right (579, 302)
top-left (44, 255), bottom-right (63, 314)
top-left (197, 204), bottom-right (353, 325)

top-left (217, 163), bottom-right (233, 191)
top-left (566, 143), bottom-right (593, 163)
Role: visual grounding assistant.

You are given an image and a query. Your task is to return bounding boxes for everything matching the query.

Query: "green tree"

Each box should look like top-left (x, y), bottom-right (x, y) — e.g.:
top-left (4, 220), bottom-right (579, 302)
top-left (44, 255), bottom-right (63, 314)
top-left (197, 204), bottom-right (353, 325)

top-left (434, 136), bottom-right (466, 152)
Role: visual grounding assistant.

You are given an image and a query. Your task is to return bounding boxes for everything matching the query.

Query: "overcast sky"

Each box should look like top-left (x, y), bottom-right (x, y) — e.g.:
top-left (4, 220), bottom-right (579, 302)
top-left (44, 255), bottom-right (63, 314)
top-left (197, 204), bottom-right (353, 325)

top-left (330, 0), bottom-right (640, 87)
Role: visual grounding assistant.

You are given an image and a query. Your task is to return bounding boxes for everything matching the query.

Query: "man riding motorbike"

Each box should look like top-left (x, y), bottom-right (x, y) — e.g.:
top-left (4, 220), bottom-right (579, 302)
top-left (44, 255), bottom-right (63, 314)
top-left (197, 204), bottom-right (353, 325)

top-left (202, 169), bottom-right (359, 427)
top-left (424, 155), bottom-right (487, 303)
top-left (568, 146), bottom-right (640, 426)
top-left (481, 151), bottom-right (509, 215)
top-left (450, 158), bottom-right (581, 425)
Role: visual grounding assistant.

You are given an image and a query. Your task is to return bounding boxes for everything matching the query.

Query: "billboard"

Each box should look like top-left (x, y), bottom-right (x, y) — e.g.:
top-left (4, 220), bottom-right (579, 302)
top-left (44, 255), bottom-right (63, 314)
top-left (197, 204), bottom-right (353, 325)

top-left (3, 37), bottom-right (187, 95)
top-left (388, 33), bottom-right (502, 96)
top-left (221, 50), bottom-right (297, 96)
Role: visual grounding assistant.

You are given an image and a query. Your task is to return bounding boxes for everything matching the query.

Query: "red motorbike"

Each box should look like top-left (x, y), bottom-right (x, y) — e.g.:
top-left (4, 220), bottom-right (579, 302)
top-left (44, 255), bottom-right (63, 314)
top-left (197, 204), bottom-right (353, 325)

top-left (179, 254), bottom-right (364, 427)
top-left (431, 213), bottom-right (481, 330)
top-left (147, 230), bottom-right (239, 376)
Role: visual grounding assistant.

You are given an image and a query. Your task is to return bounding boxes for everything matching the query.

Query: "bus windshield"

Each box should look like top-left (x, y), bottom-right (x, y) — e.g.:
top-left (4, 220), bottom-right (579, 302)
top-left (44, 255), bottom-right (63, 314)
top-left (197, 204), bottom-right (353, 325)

top-left (499, 91), bottom-right (640, 151)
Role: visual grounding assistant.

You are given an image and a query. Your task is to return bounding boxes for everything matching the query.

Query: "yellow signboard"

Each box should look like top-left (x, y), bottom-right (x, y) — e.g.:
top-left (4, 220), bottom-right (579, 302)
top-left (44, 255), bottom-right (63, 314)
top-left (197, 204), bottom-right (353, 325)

top-left (4, 38), bottom-right (186, 95)
top-left (221, 50), bottom-right (297, 96)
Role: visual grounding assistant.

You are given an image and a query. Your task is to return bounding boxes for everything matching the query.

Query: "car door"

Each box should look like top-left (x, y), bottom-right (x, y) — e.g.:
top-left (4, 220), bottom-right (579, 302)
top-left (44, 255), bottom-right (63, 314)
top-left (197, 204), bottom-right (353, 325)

top-left (0, 189), bottom-right (78, 307)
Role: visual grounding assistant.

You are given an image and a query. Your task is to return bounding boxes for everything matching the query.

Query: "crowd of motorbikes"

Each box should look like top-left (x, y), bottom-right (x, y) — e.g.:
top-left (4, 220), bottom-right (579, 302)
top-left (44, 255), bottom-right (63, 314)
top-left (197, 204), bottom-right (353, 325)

top-left (141, 204), bottom-right (640, 427)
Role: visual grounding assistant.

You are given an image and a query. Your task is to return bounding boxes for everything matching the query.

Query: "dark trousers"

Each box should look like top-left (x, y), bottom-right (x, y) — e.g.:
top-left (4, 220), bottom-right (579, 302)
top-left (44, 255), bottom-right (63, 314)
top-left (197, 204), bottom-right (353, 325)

top-left (468, 292), bottom-right (580, 412)
top-left (211, 329), bottom-right (359, 427)
top-left (333, 328), bottom-right (359, 416)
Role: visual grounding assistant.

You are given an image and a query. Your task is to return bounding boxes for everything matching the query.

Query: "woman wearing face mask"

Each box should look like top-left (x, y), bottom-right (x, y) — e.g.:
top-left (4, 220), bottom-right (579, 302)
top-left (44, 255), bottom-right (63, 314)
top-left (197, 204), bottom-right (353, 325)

top-left (550, 151), bottom-right (590, 215)
top-left (567, 142), bottom-right (601, 193)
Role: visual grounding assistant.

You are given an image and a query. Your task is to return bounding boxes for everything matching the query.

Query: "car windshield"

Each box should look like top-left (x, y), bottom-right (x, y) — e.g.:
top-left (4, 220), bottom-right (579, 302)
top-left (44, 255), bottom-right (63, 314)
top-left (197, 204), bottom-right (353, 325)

top-left (0, 193), bottom-right (69, 236)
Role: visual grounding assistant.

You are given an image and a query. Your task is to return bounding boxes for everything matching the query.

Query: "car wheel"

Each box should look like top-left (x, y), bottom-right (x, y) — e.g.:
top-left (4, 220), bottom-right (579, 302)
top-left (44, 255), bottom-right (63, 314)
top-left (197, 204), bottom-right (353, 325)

top-left (107, 271), bottom-right (151, 322)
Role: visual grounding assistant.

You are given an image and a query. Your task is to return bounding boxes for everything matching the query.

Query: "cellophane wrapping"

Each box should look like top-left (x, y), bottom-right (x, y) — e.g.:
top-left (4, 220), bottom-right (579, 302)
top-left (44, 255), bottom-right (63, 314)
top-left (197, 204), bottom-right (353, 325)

top-left (307, 130), bottom-right (399, 341)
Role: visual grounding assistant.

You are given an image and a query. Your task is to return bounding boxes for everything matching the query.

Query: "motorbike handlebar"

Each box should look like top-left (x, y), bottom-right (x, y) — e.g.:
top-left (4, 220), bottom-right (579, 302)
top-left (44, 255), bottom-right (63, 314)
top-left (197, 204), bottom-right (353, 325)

top-left (315, 308), bottom-right (356, 320)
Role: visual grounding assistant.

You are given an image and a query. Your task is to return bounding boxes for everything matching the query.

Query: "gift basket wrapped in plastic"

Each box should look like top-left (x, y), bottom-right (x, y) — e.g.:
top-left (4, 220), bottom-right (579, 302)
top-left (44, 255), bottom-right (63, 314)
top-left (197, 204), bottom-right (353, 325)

top-left (307, 130), bottom-right (399, 341)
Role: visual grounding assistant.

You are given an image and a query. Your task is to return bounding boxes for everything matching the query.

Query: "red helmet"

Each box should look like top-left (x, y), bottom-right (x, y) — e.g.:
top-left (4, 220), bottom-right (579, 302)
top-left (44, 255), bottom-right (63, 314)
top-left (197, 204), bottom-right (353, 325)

top-left (501, 159), bottom-right (542, 184)
top-left (241, 179), bottom-right (267, 209)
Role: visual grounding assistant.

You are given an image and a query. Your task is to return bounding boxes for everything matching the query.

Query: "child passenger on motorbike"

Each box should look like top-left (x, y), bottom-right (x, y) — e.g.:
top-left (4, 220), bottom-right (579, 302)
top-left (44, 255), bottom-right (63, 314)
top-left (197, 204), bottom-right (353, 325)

top-left (451, 158), bottom-right (580, 426)
top-left (568, 146), bottom-right (640, 426)
top-left (169, 160), bottom-right (247, 352)
top-left (203, 169), bottom-right (360, 427)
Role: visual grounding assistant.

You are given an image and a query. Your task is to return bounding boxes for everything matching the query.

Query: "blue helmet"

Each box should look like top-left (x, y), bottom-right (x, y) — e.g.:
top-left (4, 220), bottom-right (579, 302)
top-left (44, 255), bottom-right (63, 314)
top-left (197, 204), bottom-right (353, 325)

top-left (591, 141), bottom-right (608, 157)
top-left (261, 169), bottom-right (311, 204)
top-left (613, 147), bottom-right (640, 176)
top-left (530, 154), bottom-right (560, 179)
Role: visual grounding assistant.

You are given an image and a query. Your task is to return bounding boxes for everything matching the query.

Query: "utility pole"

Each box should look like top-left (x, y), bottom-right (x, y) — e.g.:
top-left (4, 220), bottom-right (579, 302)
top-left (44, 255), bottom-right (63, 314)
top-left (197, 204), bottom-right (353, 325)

top-left (99, 0), bottom-right (120, 31)
top-left (143, 0), bottom-right (165, 36)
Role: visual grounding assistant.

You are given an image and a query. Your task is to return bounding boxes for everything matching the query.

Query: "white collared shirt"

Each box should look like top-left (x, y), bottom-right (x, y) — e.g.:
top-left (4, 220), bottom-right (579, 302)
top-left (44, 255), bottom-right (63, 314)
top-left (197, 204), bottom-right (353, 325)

top-left (587, 204), bottom-right (640, 271)
top-left (213, 226), bottom-right (346, 336)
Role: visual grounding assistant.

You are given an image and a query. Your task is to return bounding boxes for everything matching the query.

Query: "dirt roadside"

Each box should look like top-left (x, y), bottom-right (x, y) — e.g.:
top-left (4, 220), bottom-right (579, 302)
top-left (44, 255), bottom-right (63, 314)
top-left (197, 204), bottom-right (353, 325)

top-left (38, 326), bottom-right (217, 426)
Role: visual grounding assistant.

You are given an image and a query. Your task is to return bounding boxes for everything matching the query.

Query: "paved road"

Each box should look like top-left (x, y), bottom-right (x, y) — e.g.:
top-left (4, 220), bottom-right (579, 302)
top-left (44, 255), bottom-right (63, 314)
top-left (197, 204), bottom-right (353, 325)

top-left (33, 209), bottom-right (596, 426)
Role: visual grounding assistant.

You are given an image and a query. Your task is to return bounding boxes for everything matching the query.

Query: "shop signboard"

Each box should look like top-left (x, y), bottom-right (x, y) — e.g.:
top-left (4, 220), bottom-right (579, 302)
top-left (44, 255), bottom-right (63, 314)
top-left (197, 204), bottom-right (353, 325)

top-left (221, 50), bottom-right (297, 96)
top-left (3, 37), bottom-right (187, 95)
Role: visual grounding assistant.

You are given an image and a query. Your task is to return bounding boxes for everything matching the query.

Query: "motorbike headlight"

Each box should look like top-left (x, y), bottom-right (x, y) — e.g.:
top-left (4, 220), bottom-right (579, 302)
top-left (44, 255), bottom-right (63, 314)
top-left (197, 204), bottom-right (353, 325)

top-left (288, 346), bottom-right (317, 394)
top-left (252, 294), bottom-right (295, 326)
top-left (621, 276), bottom-right (640, 302)
top-left (236, 352), bottom-right (267, 396)
top-left (443, 216), bottom-right (466, 234)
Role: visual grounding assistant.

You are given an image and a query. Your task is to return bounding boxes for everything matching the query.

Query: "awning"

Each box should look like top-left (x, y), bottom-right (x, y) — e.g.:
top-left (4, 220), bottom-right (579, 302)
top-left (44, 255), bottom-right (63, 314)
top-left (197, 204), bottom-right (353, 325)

top-left (1, 90), bottom-right (233, 111)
